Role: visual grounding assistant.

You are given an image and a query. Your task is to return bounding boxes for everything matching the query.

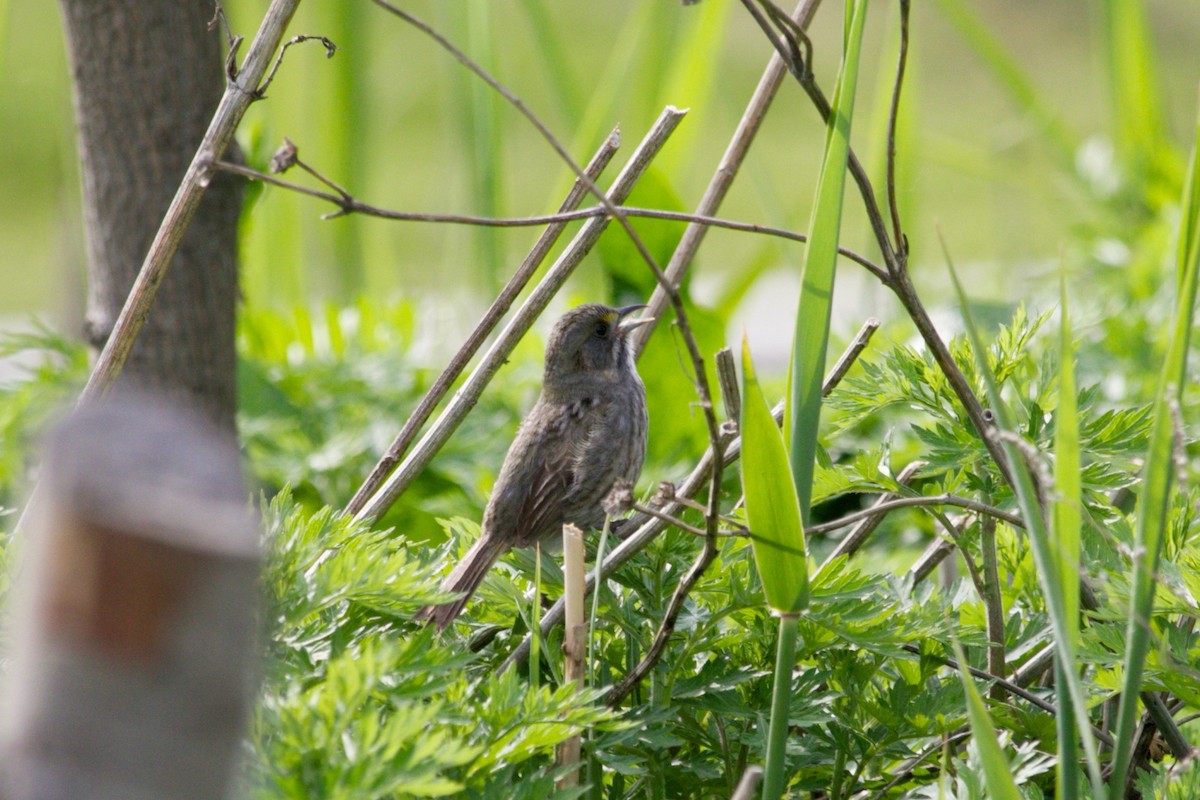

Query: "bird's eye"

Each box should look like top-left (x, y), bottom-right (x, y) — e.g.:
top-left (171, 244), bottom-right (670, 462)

top-left (594, 320), bottom-right (610, 338)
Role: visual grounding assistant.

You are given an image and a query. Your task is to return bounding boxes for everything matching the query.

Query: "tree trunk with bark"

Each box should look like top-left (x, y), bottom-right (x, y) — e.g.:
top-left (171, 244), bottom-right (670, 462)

top-left (58, 0), bottom-right (241, 432)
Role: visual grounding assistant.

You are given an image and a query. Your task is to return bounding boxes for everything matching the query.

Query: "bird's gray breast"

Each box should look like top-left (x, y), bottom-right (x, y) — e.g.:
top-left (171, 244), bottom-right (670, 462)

top-left (563, 373), bottom-right (647, 525)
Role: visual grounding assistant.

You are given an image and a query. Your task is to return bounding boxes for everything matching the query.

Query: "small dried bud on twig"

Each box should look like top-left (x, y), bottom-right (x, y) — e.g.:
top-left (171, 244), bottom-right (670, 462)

top-left (1149, 732), bottom-right (1170, 762)
top-left (603, 479), bottom-right (635, 517)
top-left (269, 138), bottom-right (298, 173)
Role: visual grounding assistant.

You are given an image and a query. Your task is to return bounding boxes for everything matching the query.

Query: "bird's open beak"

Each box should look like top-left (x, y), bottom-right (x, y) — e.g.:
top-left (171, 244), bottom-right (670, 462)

top-left (616, 304), bottom-right (653, 334)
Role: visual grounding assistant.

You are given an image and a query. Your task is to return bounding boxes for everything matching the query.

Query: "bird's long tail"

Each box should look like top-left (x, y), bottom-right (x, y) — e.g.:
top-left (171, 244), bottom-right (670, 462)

top-left (417, 534), bottom-right (511, 631)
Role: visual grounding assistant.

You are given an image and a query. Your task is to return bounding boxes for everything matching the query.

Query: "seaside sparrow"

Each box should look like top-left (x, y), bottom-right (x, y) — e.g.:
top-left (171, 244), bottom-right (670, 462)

top-left (419, 303), bottom-right (651, 630)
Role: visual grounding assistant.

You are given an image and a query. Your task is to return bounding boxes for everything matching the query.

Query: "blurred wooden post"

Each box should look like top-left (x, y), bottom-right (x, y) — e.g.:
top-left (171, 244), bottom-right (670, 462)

top-left (0, 393), bottom-right (260, 800)
top-left (555, 522), bottom-right (586, 789)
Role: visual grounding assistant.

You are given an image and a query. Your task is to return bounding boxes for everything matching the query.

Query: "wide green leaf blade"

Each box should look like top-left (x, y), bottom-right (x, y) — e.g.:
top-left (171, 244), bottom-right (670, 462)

top-left (952, 638), bottom-right (1022, 800)
top-left (741, 336), bottom-right (808, 613)
top-left (787, 0), bottom-right (869, 524)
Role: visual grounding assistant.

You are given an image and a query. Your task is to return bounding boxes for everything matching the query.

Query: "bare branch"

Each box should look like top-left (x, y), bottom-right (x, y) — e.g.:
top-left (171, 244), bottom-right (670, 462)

top-left (904, 645), bottom-right (1113, 745)
top-left (865, 732), bottom-right (971, 800)
top-left (739, 0), bottom-right (1023, 506)
top-left (805, 494), bottom-right (1024, 537)
top-left (738, 0), bottom-right (900, 275)
top-left (257, 34), bottom-right (338, 98)
top-left (629, 502), bottom-right (714, 539)
top-left (905, 536), bottom-right (954, 585)
top-left (714, 347), bottom-right (742, 424)
top-left (823, 317), bottom-right (881, 392)
top-left (211, 159), bottom-right (887, 278)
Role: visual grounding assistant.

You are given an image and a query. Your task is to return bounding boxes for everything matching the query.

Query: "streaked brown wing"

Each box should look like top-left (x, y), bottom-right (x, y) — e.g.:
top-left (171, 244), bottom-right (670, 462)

top-left (511, 397), bottom-right (595, 545)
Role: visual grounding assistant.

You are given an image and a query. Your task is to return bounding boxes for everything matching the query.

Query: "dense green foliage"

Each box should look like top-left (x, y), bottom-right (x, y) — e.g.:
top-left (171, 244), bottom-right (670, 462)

top-left (4, 1), bottom-right (1200, 798)
top-left (4, 273), bottom-right (1198, 796)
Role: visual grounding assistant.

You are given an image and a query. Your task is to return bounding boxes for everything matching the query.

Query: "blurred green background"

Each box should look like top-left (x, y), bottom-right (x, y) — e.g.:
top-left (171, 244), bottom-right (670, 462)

top-left (3, 1), bottom-right (1200, 351)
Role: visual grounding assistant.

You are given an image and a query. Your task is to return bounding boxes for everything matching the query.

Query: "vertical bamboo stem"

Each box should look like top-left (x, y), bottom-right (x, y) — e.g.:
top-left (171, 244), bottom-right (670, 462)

top-left (556, 523), bottom-right (587, 789)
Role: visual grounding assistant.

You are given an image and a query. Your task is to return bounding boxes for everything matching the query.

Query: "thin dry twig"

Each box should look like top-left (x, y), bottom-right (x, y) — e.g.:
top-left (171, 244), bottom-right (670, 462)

top-left (714, 347), bottom-right (742, 423)
top-left (905, 644), bottom-right (1111, 745)
top-left (863, 732), bottom-right (971, 800)
top-left (606, 523), bottom-right (718, 706)
top-left (740, 0), bottom-right (898, 274)
top-left (211, 159), bottom-right (886, 277)
top-left (931, 509), bottom-right (989, 608)
top-left (885, 0), bottom-right (911, 252)
top-left (257, 34), bottom-right (338, 98)
top-left (859, 641), bottom-right (1119, 800)
top-left (629, 502), bottom-right (716, 539)
top-left (805, 494), bottom-right (1024, 537)
top-left (856, 643), bottom-right (1117, 800)
top-left (819, 460), bottom-right (924, 567)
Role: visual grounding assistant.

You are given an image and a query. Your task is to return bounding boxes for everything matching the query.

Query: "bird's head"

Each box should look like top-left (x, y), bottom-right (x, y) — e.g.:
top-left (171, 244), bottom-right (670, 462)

top-left (542, 303), bottom-right (651, 390)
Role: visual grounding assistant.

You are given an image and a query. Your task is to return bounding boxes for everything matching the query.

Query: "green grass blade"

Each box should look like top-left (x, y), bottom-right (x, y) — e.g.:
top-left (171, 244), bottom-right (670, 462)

top-left (1054, 277), bottom-right (1082, 641)
top-left (1107, 87), bottom-right (1200, 800)
top-left (530, 541), bottom-right (542, 694)
top-left (1053, 276), bottom-right (1083, 798)
top-left (587, 516), bottom-right (611, 689)
top-left (787, 0), bottom-right (869, 524)
top-left (1054, 658), bottom-right (1082, 799)
top-left (943, 242), bottom-right (1105, 796)
top-left (951, 638), bottom-right (1022, 800)
top-left (741, 336), bottom-right (808, 613)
